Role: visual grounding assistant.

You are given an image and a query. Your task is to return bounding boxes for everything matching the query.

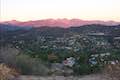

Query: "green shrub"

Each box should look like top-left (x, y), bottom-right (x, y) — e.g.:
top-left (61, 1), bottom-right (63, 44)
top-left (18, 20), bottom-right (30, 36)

top-left (73, 63), bottom-right (91, 75)
top-left (73, 53), bottom-right (102, 75)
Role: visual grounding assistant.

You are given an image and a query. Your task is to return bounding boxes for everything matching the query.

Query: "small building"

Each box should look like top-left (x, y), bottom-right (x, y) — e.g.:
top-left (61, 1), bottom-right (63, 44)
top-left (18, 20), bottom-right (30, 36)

top-left (63, 57), bottom-right (75, 67)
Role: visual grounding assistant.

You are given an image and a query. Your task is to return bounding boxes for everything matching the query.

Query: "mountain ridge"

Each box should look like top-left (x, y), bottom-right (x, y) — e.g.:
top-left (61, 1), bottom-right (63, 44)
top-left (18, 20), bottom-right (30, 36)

top-left (1, 19), bottom-right (120, 28)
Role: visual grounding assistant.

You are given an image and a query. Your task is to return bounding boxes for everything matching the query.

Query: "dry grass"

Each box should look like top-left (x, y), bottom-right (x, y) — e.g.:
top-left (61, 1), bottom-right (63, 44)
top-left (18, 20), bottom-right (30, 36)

top-left (0, 63), bottom-right (19, 80)
top-left (103, 63), bottom-right (120, 80)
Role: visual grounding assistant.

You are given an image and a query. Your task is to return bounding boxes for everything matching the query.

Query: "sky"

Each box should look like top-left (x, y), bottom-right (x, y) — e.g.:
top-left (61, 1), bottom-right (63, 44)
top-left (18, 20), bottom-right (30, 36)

top-left (1, 0), bottom-right (120, 21)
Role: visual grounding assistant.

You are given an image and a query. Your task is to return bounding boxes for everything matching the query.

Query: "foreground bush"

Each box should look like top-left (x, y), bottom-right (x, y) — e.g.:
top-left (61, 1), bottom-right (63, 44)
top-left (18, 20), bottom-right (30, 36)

top-left (0, 63), bottom-right (19, 80)
top-left (16, 54), bottom-right (49, 75)
top-left (0, 45), bottom-right (19, 66)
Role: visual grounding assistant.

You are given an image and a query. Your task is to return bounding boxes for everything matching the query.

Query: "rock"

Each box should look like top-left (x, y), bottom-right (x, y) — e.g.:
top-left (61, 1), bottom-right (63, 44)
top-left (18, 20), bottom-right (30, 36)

top-left (50, 63), bottom-right (64, 75)
top-left (50, 63), bottom-right (73, 76)
top-left (63, 67), bottom-right (74, 76)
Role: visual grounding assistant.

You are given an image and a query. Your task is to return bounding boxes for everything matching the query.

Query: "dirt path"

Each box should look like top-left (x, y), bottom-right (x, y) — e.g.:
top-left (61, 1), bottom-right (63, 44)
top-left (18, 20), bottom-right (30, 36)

top-left (16, 74), bottom-right (107, 80)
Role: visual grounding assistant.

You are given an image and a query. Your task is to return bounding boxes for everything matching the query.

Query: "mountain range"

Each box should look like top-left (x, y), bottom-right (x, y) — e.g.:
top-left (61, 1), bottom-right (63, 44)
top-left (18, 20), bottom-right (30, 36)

top-left (1, 19), bottom-right (120, 28)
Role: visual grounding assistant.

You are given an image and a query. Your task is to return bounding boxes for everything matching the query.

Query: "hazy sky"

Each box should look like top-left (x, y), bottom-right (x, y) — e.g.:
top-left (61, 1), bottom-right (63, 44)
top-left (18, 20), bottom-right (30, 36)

top-left (1, 0), bottom-right (120, 21)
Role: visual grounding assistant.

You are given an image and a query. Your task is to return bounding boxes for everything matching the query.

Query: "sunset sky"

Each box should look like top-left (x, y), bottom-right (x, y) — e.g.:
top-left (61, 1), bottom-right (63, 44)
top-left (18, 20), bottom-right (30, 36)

top-left (1, 0), bottom-right (120, 21)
